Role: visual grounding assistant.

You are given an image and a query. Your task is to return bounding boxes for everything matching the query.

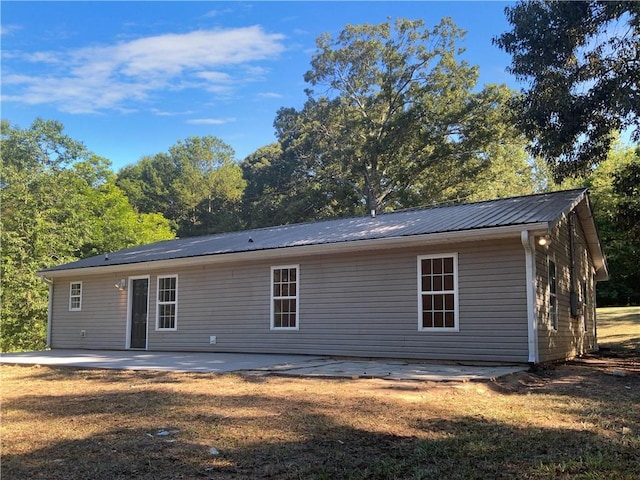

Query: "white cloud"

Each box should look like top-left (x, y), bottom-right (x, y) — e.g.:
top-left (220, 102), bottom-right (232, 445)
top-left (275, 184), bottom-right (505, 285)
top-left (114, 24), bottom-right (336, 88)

top-left (151, 108), bottom-right (196, 116)
top-left (196, 71), bottom-right (234, 83)
top-left (23, 51), bottom-right (65, 64)
top-left (243, 65), bottom-right (270, 80)
top-left (202, 9), bottom-right (233, 18)
top-left (0, 24), bottom-right (21, 36)
top-left (257, 92), bottom-right (283, 99)
top-left (3, 26), bottom-right (286, 113)
top-left (187, 117), bottom-right (236, 125)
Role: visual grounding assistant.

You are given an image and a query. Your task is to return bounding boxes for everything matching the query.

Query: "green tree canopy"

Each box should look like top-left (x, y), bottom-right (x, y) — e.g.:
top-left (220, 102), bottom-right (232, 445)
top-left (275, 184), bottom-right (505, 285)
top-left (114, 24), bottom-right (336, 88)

top-left (253, 18), bottom-right (536, 223)
top-left (559, 144), bottom-right (640, 306)
top-left (241, 143), bottom-right (316, 228)
top-left (117, 136), bottom-right (246, 237)
top-left (495, 0), bottom-right (640, 181)
top-left (1, 119), bottom-right (174, 351)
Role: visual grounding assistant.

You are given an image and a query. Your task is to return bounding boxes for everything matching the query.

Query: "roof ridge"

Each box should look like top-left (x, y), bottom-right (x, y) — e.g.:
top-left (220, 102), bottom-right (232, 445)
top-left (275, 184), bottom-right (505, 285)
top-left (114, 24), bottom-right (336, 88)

top-left (137, 188), bottom-right (589, 246)
top-left (40, 188), bottom-right (593, 274)
top-left (383, 188), bottom-right (588, 215)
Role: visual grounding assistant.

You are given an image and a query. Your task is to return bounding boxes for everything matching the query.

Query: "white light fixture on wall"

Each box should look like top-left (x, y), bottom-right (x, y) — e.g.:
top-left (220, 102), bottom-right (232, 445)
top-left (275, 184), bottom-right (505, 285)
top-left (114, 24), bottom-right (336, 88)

top-left (537, 235), bottom-right (552, 247)
top-left (115, 278), bottom-right (127, 291)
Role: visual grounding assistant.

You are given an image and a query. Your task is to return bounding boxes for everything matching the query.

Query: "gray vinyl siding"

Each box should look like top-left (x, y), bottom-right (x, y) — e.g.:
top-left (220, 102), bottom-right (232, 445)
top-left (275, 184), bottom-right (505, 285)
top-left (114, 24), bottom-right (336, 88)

top-left (536, 210), bottom-right (598, 362)
top-left (50, 238), bottom-right (529, 363)
top-left (50, 274), bottom-right (130, 349)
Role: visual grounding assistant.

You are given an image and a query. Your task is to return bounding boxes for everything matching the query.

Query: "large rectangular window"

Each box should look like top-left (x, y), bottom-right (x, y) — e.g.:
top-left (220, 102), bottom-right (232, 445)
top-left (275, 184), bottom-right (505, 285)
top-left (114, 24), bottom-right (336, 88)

top-left (271, 265), bottom-right (299, 330)
top-left (156, 275), bottom-right (177, 330)
top-left (548, 258), bottom-right (558, 330)
top-left (69, 281), bottom-right (82, 311)
top-left (418, 254), bottom-right (458, 331)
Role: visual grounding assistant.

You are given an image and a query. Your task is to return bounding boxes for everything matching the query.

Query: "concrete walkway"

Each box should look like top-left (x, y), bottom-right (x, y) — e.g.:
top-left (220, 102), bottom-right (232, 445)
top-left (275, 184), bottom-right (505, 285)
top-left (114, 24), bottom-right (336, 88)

top-left (0, 350), bottom-right (526, 382)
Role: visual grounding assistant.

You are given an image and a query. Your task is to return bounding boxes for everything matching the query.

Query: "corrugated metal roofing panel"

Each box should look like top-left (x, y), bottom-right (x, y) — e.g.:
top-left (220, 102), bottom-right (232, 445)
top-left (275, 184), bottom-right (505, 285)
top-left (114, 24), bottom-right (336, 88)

top-left (41, 189), bottom-right (588, 273)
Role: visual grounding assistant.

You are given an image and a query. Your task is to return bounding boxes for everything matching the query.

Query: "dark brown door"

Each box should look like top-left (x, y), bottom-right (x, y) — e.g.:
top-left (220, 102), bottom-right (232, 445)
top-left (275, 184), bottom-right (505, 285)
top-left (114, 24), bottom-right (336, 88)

top-left (130, 278), bottom-right (148, 349)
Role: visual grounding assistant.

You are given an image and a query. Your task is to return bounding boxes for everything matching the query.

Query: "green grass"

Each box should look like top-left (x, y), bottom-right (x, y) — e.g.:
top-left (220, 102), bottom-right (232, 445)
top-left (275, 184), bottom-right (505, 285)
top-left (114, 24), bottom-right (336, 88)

top-left (597, 306), bottom-right (640, 352)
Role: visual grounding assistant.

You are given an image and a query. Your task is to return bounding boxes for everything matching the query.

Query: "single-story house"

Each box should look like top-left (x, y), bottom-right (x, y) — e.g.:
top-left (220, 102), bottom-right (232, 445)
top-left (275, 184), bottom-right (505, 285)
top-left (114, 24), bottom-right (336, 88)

top-left (38, 188), bottom-right (608, 365)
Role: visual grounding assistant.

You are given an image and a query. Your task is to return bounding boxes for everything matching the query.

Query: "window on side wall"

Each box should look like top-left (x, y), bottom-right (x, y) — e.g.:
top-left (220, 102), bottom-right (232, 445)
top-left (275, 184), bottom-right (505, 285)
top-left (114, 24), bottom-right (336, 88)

top-left (156, 275), bottom-right (178, 330)
top-left (581, 280), bottom-right (588, 332)
top-left (548, 258), bottom-right (558, 330)
top-left (418, 254), bottom-right (459, 331)
top-left (271, 265), bottom-right (299, 330)
top-left (69, 281), bottom-right (82, 311)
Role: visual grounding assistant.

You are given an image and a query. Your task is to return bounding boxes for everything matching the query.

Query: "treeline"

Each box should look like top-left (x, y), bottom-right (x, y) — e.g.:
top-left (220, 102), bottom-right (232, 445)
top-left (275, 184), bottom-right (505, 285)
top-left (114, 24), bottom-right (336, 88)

top-left (1, 119), bottom-right (175, 351)
top-left (117, 18), bottom-right (546, 236)
top-left (115, 130), bottom-right (639, 307)
top-left (2, 11), bottom-right (639, 351)
top-left (560, 147), bottom-right (639, 307)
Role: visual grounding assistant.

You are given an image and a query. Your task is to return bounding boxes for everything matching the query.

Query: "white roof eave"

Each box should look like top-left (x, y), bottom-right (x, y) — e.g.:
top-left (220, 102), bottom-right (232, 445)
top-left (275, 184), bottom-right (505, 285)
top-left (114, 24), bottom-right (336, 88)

top-left (38, 223), bottom-right (549, 279)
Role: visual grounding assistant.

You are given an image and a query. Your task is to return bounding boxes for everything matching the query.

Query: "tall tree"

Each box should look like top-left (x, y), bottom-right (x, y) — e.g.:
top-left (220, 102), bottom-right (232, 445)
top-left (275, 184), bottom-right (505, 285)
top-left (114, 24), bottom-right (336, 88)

top-left (608, 155), bottom-right (640, 305)
top-left (117, 136), bottom-right (246, 236)
top-left (495, 1), bottom-right (640, 180)
top-left (241, 140), bottom-right (364, 227)
top-left (270, 18), bottom-right (535, 218)
top-left (559, 144), bottom-right (640, 306)
top-left (116, 154), bottom-right (181, 220)
top-left (613, 157), bottom-right (640, 241)
top-left (241, 143), bottom-right (302, 228)
top-left (1, 119), bottom-right (174, 351)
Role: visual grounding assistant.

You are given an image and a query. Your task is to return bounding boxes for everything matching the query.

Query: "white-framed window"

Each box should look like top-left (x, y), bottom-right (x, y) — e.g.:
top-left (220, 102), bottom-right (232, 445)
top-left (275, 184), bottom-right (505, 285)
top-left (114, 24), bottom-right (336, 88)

top-left (418, 254), bottom-right (459, 331)
top-left (271, 265), bottom-right (299, 330)
top-left (69, 281), bottom-right (82, 311)
top-left (581, 280), bottom-right (588, 332)
top-left (548, 258), bottom-right (558, 330)
top-left (156, 275), bottom-right (178, 330)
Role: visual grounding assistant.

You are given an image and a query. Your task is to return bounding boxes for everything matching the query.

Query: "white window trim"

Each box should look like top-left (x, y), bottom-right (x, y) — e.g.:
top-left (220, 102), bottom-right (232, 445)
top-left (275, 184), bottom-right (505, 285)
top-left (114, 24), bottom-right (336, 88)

top-left (548, 256), bottom-right (559, 331)
top-left (581, 279), bottom-right (588, 333)
top-left (69, 281), bottom-right (82, 311)
top-left (270, 265), bottom-right (300, 331)
top-left (417, 253), bottom-right (459, 332)
top-left (156, 274), bottom-right (178, 331)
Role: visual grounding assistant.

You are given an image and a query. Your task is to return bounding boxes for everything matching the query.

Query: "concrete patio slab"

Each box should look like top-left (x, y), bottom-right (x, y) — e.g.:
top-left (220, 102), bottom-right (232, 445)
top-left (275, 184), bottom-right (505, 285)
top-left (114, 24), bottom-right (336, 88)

top-left (260, 359), bottom-right (525, 382)
top-left (1, 350), bottom-right (527, 381)
top-left (0, 349), bottom-right (324, 373)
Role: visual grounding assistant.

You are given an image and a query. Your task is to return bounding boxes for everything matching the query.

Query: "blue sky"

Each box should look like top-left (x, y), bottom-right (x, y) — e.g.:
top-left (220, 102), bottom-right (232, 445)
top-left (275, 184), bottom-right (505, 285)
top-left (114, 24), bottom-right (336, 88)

top-left (2, 1), bottom-right (520, 171)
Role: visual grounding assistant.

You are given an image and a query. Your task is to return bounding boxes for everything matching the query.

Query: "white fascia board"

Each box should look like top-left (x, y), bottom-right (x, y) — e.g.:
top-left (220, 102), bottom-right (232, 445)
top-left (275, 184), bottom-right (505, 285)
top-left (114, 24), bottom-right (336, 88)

top-left (521, 230), bottom-right (539, 364)
top-left (573, 199), bottom-right (609, 281)
top-left (39, 223), bottom-right (550, 278)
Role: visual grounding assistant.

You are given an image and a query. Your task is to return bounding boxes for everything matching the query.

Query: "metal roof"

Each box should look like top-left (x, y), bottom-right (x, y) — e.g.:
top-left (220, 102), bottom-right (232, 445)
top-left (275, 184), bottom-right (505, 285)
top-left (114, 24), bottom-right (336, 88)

top-left (41, 188), bottom-right (593, 273)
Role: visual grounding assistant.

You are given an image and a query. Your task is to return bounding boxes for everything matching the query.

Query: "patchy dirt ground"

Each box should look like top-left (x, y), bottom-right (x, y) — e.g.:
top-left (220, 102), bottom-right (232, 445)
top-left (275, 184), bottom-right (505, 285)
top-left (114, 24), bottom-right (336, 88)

top-left (493, 347), bottom-right (640, 394)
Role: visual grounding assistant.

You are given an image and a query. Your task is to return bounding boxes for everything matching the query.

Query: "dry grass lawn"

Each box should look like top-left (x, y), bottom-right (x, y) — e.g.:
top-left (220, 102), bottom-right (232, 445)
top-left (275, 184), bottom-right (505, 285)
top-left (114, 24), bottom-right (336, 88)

top-left (597, 306), bottom-right (640, 350)
top-left (2, 307), bottom-right (639, 479)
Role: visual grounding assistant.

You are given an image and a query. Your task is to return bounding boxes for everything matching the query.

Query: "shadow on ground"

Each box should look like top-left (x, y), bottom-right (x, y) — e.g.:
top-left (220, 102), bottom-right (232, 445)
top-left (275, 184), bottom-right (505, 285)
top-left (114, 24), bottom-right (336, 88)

top-left (3, 365), bottom-right (639, 480)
